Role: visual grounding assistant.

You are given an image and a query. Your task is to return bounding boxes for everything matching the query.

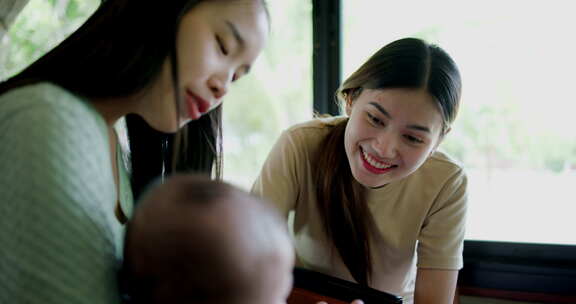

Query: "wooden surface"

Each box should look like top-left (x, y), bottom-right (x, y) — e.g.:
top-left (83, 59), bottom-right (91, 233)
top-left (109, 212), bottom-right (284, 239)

top-left (288, 287), bottom-right (349, 304)
top-left (459, 286), bottom-right (576, 304)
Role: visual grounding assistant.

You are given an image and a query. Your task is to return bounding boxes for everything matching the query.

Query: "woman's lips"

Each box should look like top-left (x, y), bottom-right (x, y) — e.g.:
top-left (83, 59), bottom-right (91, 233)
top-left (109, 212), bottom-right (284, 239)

top-left (360, 147), bottom-right (396, 175)
top-left (185, 90), bottom-right (211, 120)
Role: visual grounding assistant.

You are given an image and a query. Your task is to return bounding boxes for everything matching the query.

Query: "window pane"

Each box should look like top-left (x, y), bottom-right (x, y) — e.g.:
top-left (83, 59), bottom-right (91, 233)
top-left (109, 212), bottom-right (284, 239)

top-left (0, 0), bottom-right (99, 81)
top-left (2, 0), bottom-right (314, 191)
top-left (222, 1), bottom-right (313, 190)
top-left (343, 0), bottom-right (576, 245)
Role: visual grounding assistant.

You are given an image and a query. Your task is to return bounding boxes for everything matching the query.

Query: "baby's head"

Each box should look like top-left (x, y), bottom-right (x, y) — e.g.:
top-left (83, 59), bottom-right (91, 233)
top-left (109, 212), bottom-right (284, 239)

top-left (122, 174), bottom-right (294, 304)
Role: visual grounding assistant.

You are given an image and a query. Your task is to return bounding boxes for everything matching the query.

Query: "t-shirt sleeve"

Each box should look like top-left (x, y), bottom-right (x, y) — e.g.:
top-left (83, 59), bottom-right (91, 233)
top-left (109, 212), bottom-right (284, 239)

top-left (0, 100), bottom-right (121, 303)
top-left (251, 130), bottom-right (300, 219)
top-left (416, 168), bottom-right (468, 270)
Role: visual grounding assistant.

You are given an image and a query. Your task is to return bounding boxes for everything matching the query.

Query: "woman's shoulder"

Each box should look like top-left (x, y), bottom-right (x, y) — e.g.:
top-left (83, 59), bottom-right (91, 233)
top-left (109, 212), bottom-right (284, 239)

top-left (417, 150), bottom-right (467, 183)
top-left (428, 150), bottom-right (465, 171)
top-left (0, 82), bottom-right (110, 166)
top-left (0, 82), bottom-right (101, 121)
top-left (0, 82), bottom-right (116, 227)
top-left (285, 115), bottom-right (347, 141)
top-left (0, 82), bottom-right (107, 137)
top-left (277, 116), bottom-right (347, 154)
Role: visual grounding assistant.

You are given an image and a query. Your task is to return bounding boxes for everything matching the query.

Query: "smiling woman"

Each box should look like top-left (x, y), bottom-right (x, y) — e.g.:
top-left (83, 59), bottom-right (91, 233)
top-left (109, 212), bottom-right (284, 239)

top-left (343, 88), bottom-right (445, 188)
top-left (252, 38), bottom-right (465, 304)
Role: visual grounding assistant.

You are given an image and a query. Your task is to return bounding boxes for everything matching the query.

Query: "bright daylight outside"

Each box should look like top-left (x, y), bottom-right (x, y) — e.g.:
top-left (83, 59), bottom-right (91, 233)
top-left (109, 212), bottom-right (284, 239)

top-left (220, 1), bottom-right (313, 190)
top-left (1, 0), bottom-right (313, 191)
top-left (4, 0), bottom-right (574, 246)
top-left (344, 0), bottom-right (576, 245)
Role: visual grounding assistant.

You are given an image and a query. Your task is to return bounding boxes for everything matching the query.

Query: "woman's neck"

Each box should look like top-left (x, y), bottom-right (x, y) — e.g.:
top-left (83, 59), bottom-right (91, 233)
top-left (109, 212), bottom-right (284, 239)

top-left (90, 95), bottom-right (139, 128)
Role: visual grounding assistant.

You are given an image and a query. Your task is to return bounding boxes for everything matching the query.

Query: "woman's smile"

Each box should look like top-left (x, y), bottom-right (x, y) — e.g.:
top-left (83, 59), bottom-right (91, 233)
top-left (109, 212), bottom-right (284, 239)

top-left (360, 146), bottom-right (397, 174)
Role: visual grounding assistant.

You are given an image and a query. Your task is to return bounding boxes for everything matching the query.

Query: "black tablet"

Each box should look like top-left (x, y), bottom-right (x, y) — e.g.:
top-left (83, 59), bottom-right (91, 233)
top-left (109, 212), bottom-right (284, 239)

top-left (292, 267), bottom-right (403, 304)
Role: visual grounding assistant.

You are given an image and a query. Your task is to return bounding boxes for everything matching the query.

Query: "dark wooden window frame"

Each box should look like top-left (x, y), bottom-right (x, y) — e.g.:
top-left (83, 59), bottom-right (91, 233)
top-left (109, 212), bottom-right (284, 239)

top-left (312, 0), bottom-right (341, 115)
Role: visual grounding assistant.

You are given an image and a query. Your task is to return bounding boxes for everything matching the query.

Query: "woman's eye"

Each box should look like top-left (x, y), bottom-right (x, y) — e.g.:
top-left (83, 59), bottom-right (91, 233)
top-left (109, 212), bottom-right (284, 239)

top-left (216, 36), bottom-right (228, 55)
top-left (404, 134), bottom-right (424, 144)
top-left (367, 113), bottom-right (383, 126)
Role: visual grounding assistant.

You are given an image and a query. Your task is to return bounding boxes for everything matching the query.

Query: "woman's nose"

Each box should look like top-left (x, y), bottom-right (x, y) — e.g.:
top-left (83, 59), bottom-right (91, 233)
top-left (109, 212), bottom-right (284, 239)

top-left (208, 73), bottom-right (231, 100)
top-left (373, 132), bottom-right (398, 159)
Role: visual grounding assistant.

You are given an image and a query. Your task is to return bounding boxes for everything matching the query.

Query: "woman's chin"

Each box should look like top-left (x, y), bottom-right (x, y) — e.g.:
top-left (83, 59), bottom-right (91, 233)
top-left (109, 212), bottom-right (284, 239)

top-left (351, 167), bottom-right (389, 189)
top-left (146, 120), bottom-right (180, 134)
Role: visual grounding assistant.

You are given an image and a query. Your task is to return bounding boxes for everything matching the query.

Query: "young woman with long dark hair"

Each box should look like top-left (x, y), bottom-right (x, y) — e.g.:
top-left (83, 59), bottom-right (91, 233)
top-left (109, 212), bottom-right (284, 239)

top-left (253, 37), bottom-right (466, 304)
top-left (0, 0), bottom-right (269, 302)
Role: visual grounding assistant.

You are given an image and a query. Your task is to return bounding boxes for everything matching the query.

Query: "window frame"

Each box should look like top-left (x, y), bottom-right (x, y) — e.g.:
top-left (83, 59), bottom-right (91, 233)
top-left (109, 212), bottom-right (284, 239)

top-left (312, 0), bottom-right (341, 115)
top-left (460, 240), bottom-right (576, 295)
top-left (312, 0), bottom-right (576, 297)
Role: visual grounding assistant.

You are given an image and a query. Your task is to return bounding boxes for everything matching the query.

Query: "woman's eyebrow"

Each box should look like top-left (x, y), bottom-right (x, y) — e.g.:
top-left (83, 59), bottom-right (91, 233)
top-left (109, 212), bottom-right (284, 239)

top-left (369, 102), bottom-right (391, 119)
top-left (225, 20), bottom-right (245, 49)
top-left (225, 20), bottom-right (252, 76)
top-left (369, 102), bottom-right (431, 133)
top-left (407, 124), bottom-right (431, 133)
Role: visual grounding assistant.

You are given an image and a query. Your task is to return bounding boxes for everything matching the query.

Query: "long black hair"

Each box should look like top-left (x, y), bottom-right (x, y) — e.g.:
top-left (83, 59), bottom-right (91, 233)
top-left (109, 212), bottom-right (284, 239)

top-left (0, 0), bottom-right (265, 200)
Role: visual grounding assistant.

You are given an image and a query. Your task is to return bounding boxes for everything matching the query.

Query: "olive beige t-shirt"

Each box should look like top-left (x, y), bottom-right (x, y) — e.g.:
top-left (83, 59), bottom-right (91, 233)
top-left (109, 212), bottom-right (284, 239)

top-left (252, 117), bottom-right (467, 303)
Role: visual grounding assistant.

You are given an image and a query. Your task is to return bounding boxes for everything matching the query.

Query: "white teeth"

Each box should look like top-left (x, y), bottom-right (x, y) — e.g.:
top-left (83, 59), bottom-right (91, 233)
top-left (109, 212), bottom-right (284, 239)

top-left (362, 150), bottom-right (393, 169)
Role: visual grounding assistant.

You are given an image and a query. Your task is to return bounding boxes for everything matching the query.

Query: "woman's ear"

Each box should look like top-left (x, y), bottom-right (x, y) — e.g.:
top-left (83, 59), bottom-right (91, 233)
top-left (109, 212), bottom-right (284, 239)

top-left (345, 95), bottom-right (353, 116)
top-left (430, 127), bottom-right (451, 157)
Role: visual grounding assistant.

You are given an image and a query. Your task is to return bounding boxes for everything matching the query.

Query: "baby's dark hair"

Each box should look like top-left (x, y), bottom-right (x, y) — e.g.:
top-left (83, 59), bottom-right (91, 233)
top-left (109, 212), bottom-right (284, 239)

top-left (120, 174), bottom-right (288, 304)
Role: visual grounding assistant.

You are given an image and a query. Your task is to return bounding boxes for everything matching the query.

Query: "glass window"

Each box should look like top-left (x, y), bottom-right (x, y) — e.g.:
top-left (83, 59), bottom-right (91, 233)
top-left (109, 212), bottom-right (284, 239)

top-left (2, 0), bottom-right (314, 192)
top-left (343, 0), bottom-right (576, 245)
top-left (222, 1), bottom-right (313, 190)
top-left (0, 0), bottom-right (99, 81)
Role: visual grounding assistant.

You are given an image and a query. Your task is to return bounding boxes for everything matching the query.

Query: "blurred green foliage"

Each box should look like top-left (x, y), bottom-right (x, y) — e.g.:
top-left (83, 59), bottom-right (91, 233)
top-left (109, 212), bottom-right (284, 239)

top-left (0, 0), bottom-right (99, 80)
top-left (221, 0), bottom-right (313, 188)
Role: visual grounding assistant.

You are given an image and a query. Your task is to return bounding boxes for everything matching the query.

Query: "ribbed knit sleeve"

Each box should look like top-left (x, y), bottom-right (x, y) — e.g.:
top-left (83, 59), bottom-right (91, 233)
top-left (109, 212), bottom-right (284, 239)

top-left (0, 84), bottom-right (122, 303)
